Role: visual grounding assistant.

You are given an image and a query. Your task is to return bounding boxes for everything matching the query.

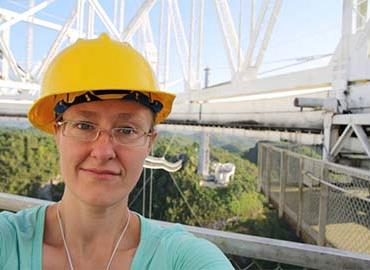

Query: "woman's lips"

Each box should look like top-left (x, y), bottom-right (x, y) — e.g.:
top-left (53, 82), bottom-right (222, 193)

top-left (81, 168), bottom-right (121, 178)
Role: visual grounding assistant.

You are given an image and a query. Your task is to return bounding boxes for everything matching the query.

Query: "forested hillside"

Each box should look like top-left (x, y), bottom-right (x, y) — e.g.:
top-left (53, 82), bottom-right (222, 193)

top-left (130, 135), bottom-right (261, 228)
top-left (0, 128), bottom-right (59, 196)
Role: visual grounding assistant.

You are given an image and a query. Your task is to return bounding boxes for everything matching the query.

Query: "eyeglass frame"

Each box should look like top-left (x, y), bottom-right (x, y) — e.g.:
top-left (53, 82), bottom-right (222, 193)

top-left (56, 120), bottom-right (154, 147)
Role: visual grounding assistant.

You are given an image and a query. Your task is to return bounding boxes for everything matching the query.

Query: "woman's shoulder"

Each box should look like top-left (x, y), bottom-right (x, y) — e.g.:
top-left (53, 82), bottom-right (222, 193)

top-left (138, 214), bottom-right (187, 241)
top-left (138, 214), bottom-right (217, 251)
top-left (134, 214), bottom-right (234, 270)
top-left (0, 204), bottom-right (47, 233)
top-left (0, 204), bottom-right (48, 267)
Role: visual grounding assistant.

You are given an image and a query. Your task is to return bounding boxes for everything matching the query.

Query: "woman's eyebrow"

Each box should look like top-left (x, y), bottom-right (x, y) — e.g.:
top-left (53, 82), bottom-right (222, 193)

top-left (70, 110), bottom-right (98, 119)
top-left (116, 113), bottom-right (146, 122)
top-left (67, 111), bottom-right (147, 124)
top-left (116, 113), bottom-right (131, 119)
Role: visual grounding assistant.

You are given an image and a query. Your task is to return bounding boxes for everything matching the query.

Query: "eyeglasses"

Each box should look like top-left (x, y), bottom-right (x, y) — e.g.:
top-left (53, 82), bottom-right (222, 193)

top-left (57, 120), bottom-right (152, 147)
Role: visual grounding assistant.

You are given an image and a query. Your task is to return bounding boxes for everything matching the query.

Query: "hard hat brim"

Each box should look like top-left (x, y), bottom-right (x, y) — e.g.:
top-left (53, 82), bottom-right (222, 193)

top-left (28, 89), bottom-right (176, 134)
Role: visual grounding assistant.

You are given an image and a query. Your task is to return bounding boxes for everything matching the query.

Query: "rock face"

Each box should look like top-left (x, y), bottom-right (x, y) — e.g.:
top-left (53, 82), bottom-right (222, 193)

top-left (242, 143), bottom-right (259, 164)
top-left (37, 184), bottom-right (53, 201)
top-left (37, 175), bottom-right (64, 201)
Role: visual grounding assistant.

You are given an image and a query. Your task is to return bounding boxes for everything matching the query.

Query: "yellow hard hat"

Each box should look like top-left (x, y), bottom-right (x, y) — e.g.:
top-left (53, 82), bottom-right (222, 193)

top-left (28, 33), bottom-right (176, 134)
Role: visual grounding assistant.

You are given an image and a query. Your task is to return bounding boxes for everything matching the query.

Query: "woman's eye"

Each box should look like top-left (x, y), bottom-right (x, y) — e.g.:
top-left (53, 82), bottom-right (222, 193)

top-left (118, 127), bottom-right (136, 135)
top-left (73, 122), bottom-right (94, 130)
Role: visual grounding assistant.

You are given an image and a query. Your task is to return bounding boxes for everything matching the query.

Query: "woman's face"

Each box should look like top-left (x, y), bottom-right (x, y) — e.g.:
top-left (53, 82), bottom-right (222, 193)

top-left (55, 100), bottom-right (156, 207)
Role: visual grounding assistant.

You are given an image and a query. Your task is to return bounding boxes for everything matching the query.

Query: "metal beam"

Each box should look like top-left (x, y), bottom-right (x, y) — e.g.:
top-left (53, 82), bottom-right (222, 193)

top-left (0, 79), bottom-right (39, 91)
top-left (168, 0), bottom-right (189, 82)
top-left (213, 0), bottom-right (240, 73)
top-left (352, 124), bottom-right (370, 158)
top-left (244, 0), bottom-right (269, 70)
top-left (0, 35), bottom-right (25, 80)
top-left (118, 0), bottom-right (125, 33)
top-left (87, 2), bottom-right (95, 38)
top-left (253, 0), bottom-right (282, 71)
top-left (158, 124), bottom-right (323, 145)
top-left (35, 9), bottom-right (77, 80)
top-left (332, 113), bottom-right (370, 125)
top-left (0, 7), bottom-right (78, 37)
top-left (121, 0), bottom-right (157, 42)
top-left (329, 124), bottom-right (353, 157)
top-left (188, 66), bottom-right (332, 101)
top-left (196, 0), bottom-right (204, 84)
top-left (26, 0), bottom-right (35, 75)
top-left (76, 0), bottom-right (85, 36)
top-left (0, 27), bottom-right (10, 81)
top-left (87, 0), bottom-right (120, 40)
top-left (0, 0), bottom-right (55, 33)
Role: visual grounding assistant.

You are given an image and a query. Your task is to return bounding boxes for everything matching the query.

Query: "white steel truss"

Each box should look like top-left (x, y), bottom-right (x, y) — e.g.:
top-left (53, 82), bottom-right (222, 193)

top-left (324, 113), bottom-right (370, 165)
top-left (0, 0), bottom-right (286, 97)
top-left (213, 0), bottom-right (240, 74)
top-left (0, 0), bottom-right (370, 168)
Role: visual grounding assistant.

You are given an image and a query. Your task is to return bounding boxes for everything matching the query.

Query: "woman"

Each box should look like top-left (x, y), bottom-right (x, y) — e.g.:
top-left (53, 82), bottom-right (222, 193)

top-left (0, 34), bottom-right (234, 269)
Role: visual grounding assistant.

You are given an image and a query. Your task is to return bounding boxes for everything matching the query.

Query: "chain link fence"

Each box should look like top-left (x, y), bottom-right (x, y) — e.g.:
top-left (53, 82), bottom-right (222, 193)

top-left (258, 143), bottom-right (370, 254)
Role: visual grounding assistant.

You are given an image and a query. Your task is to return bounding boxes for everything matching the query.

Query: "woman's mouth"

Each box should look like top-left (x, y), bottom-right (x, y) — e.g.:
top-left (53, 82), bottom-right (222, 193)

top-left (81, 168), bottom-right (121, 179)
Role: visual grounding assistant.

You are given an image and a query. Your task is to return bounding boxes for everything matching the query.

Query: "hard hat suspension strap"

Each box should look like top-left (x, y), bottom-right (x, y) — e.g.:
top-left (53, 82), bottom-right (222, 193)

top-left (54, 90), bottom-right (163, 118)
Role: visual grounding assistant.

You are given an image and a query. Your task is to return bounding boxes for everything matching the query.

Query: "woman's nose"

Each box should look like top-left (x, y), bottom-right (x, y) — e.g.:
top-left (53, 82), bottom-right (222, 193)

top-left (90, 130), bottom-right (116, 160)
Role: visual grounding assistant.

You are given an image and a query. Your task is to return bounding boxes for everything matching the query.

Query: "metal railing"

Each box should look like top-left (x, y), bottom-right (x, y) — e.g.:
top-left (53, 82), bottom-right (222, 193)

top-left (258, 142), bottom-right (370, 256)
top-left (1, 192), bottom-right (370, 269)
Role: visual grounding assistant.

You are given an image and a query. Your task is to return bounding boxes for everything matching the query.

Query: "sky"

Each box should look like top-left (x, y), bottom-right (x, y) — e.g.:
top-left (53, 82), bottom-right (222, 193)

top-left (0, 0), bottom-right (343, 94)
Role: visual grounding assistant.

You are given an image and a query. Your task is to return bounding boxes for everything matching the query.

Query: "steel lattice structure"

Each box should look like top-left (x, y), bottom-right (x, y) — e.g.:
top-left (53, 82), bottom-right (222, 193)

top-left (0, 0), bottom-right (370, 167)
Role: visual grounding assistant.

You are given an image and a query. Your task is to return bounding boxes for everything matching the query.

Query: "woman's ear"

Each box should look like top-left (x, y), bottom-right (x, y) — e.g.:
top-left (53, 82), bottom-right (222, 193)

top-left (53, 122), bottom-right (61, 148)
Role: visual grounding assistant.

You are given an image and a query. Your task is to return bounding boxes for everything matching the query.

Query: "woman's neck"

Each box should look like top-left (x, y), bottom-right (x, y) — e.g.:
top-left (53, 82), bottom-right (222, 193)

top-left (55, 190), bottom-right (131, 256)
top-left (43, 194), bottom-right (141, 269)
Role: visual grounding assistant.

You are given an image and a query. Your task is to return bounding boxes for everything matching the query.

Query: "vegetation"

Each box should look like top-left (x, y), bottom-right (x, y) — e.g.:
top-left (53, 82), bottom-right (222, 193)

top-left (130, 135), bottom-right (261, 228)
top-left (276, 141), bottom-right (322, 159)
top-left (0, 128), bottom-right (59, 196)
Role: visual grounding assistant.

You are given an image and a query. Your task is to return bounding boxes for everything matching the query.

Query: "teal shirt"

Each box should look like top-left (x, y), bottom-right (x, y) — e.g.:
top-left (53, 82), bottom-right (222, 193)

top-left (0, 205), bottom-right (234, 269)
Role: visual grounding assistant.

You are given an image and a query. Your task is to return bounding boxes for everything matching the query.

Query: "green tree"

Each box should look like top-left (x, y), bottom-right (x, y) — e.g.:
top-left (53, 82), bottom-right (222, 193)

top-left (0, 128), bottom-right (59, 197)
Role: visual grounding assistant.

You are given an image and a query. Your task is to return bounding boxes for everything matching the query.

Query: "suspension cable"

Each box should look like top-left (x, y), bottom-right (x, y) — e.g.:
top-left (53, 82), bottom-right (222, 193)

top-left (162, 133), bottom-right (176, 158)
top-left (129, 174), bottom-right (152, 208)
top-left (149, 168), bottom-right (153, 218)
top-left (149, 148), bottom-right (154, 218)
top-left (168, 173), bottom-right (203, 227)
top-left (260, 54), bottom-right (332, 75)
top-left (142, 168), bottom-right (146, 216)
